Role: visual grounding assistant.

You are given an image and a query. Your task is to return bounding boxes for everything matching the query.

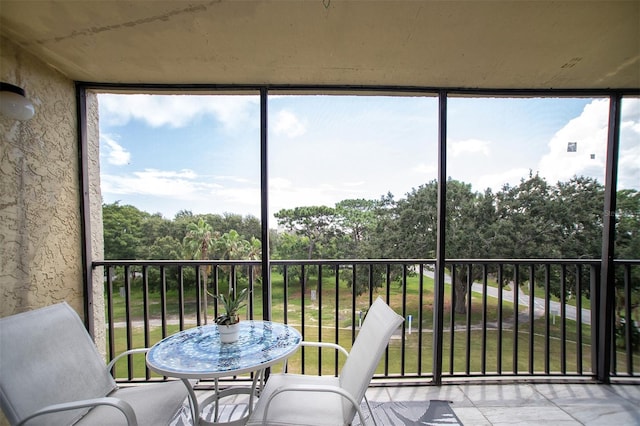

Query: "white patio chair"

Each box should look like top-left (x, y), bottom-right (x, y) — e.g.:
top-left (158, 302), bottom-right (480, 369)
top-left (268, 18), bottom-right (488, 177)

top-left (246, 297), bottom-right (404, 426)
top-left (0, 302), bottom-right (188, 426)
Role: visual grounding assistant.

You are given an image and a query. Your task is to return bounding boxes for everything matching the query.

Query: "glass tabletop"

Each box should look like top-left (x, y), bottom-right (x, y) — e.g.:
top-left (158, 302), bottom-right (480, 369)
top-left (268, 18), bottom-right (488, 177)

top-left (146, 320), bottom-right (301, 378)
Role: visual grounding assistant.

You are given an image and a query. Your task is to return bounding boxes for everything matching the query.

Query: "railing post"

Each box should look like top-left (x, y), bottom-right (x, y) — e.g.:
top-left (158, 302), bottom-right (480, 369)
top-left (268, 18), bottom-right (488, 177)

top-left (598, 93), bottom-right (621, 383)
top-left (590, 264), bottom-right (599, 377)
top-left (432, 90), bottom-right (447, 385)
top-left (260, 87), bottom-right (272, 321)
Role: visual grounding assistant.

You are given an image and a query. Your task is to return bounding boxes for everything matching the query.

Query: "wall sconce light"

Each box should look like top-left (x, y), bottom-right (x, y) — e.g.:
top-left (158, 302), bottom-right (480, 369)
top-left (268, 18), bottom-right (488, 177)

top-left (0, 82), bottom-right (35, 121)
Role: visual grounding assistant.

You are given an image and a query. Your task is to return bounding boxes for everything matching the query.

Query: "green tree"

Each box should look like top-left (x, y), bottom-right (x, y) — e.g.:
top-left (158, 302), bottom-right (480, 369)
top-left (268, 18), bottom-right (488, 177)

top-left (394, 182), bottom-right (438, 258)
top-left (147, 235), bottom-right (183, 292)
top-left (553, 176), bottom-right (604, 259)
top-left (149, 236), bottom-right (183, 260)
top-left (274, 206), bottom-right (341, 259)
top-left (222, 213), bottom-right (261, 243)
top-left (216, 229), bottom-right (247, 261)
top-left (102, 202), bottom-right (149, 259)
top-left (215, 229), bottom-right (247, 285)
top-left (367, 192), bottom-right (401, 259)
top-left (183, 218), bottom-right (214, 323)
top-left (614, 189), bottom-right (640, 335)
top-left (615, 189), bottom-right (640, 260)
top-left (493, 174), bottom-right (607, 300)
top-left (272, 232), bottom-right (310, 260)
top-left (493, 173), bottom-right (558, 258)
top-left (394, 179), bottom-right (497, 313)
top-left (443, 180), bottom-right (497, 313)
top-left (334, 198), bottom-right (380, 258)
top-left (139, 213), bottom-right (174, 257)
top-left (160, 210), bottom-right (193, 243)
top-left (246, 236), bottom-right (263, 282)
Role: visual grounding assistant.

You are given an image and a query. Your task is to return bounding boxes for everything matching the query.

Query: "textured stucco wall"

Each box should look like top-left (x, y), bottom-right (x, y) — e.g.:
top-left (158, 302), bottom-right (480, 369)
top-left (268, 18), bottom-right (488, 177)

top-left (0, 37), bottom-right (106, 425)
top-left (0, 36), bottom-right (108, 325)
top-left (0, 37), bottom-right (84, 316)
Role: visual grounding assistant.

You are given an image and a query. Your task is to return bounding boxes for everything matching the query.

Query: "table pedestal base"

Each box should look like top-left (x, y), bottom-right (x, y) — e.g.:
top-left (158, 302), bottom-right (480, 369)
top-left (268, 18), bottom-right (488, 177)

top-left (183, 370), bottom-right (264, 426)
top-left (199, 387), bottom-right (253, 426)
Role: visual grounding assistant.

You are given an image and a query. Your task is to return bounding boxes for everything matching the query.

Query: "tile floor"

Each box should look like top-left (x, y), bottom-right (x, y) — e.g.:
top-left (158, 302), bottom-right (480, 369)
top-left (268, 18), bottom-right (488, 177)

top-left (196, 381), bottom-right (639, 425)
top-left (365, 382), bottom-right (640, 425)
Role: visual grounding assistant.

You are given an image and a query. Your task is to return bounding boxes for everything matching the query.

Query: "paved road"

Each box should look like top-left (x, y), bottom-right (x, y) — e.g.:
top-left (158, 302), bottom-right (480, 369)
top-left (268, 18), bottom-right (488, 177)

top-left (423, 270), bottom-right (592, 325)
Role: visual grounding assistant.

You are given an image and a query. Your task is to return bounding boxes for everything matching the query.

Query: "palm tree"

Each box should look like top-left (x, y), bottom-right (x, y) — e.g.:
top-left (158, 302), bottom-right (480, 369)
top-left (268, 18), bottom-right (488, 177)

top-left (215, 230), bottom-right (263, 309)
top-left (218, 230), bottom-right (244, 261)
top-left (246, 236), bottom-right (262, 282)
top-left (183, 218), bottom-right (213, 324)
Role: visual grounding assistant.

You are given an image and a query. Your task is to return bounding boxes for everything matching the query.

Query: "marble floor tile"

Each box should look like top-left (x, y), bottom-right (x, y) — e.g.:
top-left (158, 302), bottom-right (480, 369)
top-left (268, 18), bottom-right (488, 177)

top-left (200, 381), bottom-right (640, 425)
top-left (458, 383), bottom-right (551, 407)
top-left (384, 384), bottom-right (473, 406)
top-left (451, 406), bottom-right (491, 425)
top-left (480, 405), bottom-right (577, 425)
top-left (558, 401), bottom-right (640, 426)
top-left (384, 383), bottom-right (640, 425)
top-left (609, 384), bottom-right (640, 403)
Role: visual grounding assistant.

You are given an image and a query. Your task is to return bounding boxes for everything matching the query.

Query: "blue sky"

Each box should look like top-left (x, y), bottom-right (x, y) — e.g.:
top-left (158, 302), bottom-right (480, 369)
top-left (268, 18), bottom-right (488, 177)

top-left (98, 94), bottom-right (639, 221)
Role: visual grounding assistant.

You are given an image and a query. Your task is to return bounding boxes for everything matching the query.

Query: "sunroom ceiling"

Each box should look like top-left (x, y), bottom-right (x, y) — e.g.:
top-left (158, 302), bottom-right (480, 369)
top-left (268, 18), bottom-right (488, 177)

top-left (0, 0), bottom-right (638, 89)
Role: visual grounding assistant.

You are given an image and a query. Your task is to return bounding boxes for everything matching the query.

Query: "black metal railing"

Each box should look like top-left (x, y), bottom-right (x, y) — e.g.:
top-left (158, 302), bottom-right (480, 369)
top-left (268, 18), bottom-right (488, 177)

top-left (93, 259), bottom-right (639, 384)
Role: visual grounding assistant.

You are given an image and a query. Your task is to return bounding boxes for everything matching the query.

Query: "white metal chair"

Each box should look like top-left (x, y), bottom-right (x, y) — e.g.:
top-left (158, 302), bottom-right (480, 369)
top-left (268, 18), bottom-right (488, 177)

top-left (0, 302), bottom-right (188, 426)
top-left (246, 297), bottom-right (404, 426)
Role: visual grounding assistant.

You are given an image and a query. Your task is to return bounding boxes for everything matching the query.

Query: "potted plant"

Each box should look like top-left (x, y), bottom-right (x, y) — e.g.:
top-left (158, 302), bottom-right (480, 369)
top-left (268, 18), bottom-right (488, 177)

top-left (210, 287), bottom-right (249, 343)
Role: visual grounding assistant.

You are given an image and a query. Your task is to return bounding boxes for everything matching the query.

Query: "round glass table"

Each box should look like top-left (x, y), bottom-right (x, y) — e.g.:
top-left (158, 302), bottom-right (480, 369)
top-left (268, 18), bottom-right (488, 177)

top-left (146, 321), bottom-right (301, 425)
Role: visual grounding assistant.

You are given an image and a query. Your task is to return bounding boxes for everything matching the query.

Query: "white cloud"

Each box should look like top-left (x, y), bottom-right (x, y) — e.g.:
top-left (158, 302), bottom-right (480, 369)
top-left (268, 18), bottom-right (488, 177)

top-left (269, 177), bottom-right (293, 191)
top-left (101, 134), bottom-right (130, 166)
top-left (268, 177), bottom-right (371, 214)
top-left (273, 110), bottom-right (307, 137)
top-left (98, 94), bottom-right (258, 129)
top-left (618, 103), bottom-right (640, 189)
top-left (476, 168), bottom-right (532, 192)
top-left (538, 98), bottom-right (640, 189)
top-left (102, 168), bottom-right (212, 198)
top-left (412, 162), bottom-right (437, 176)
top-left (538, 99), bottom-right (608, 184)
top-left (213, 175), bottom-right (252, 184)
top-left (101, 168), bottom-right (264, 218)
top-left (269, 184), bottom-right (335, 212)
top-left (449, 139), bottom-right (491, 157)
top-left (208, 186), bottom-right (261, 208)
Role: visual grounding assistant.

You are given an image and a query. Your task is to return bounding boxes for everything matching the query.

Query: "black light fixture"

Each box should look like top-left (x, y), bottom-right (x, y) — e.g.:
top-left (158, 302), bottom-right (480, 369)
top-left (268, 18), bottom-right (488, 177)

top-left (0, 82), bottom-right (35, 121)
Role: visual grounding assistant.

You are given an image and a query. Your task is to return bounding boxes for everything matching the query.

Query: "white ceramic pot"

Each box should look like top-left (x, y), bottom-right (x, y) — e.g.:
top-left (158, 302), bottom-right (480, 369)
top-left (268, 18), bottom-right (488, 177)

top-left (219, 323), bottom-right (240, 343)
